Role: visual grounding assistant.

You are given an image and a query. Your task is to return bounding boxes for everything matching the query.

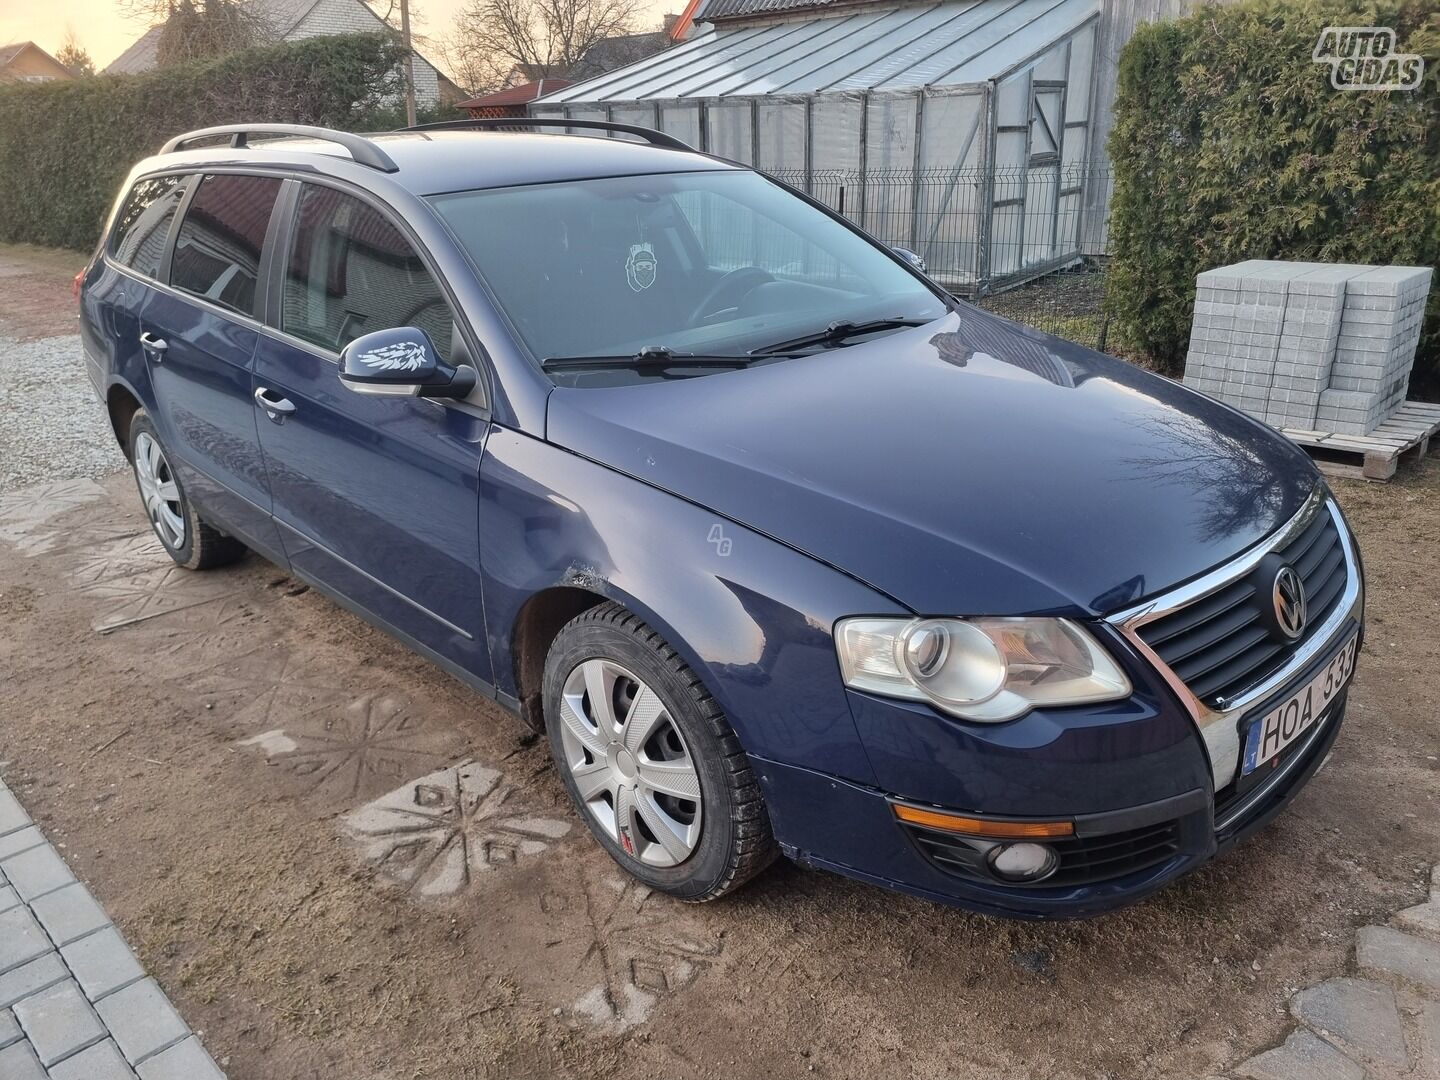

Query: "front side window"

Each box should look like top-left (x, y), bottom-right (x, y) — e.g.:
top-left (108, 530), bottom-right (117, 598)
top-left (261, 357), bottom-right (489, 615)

top-left (282, 184), bottom-right (453, 363)
top-left (170, 174), bottom-right (283, 317)
top-left (110, 175), bottom-right (186, 280)
top-left (430, 169), bottom-right (945, 373)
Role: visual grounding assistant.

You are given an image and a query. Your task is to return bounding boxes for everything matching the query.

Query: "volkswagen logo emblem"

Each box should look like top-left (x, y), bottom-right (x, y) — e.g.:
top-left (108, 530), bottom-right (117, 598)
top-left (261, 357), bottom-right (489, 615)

top-left (1272, 566), bottom-right (1308, 640)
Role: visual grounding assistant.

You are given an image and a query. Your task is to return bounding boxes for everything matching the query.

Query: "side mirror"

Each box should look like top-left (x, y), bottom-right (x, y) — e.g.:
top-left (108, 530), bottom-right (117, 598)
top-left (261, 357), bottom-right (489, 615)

top-left (891, 246), bottom-right (927, 273)
top-left (338, 327), bottom-right (476, 400)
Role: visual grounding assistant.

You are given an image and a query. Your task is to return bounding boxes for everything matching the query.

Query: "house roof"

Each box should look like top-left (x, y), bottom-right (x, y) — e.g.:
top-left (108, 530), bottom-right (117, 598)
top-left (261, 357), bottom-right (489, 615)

top-left (538, 0), bottom-right (1097, 101)
top-left (103, 0), bottom-right (423, 75)
top-left (456, 78), bottom-right (573, 109)
top-left (0, 40), bottom-right (74, 80)
top-left (567, 30), bottom-right (672, 81)
top-left (699, 0), bottom-right (857, 20)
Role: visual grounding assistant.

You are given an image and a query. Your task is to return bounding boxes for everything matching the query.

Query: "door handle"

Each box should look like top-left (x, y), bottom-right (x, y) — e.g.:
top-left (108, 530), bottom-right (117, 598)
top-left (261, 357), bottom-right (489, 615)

top-left (254, 386), bottom-right (296, 423)
top-left (139, 331), bottom-right (168, 360)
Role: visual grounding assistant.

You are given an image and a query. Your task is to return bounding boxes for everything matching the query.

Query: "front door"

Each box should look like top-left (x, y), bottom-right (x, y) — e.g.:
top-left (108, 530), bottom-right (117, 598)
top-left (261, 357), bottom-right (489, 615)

top-left (251, 182), bottom-right (492, 682)
top-left (140, 172), bottom-right (286, 562)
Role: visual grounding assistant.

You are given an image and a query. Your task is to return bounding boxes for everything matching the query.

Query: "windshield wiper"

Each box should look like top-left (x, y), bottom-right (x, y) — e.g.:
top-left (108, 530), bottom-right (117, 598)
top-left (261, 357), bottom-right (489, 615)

top-left (750, 317), bottom-right (931, 356)
top-left (541, 346), bottom-right (758, 372)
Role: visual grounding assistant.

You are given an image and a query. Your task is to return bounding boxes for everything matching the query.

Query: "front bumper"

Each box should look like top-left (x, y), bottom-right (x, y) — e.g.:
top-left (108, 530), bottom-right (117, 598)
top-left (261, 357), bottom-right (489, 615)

top-left (754, 686), bottom-right (1347, 919)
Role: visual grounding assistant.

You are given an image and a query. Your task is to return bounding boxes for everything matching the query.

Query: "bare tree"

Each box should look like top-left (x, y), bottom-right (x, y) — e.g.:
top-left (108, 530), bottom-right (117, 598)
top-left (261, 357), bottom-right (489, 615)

top-left (450, 0), bottom-right (640, 89)
top-left (55, 28), bottom-right (96, 77)
top-left (117, 0), bottom-right (276, 65)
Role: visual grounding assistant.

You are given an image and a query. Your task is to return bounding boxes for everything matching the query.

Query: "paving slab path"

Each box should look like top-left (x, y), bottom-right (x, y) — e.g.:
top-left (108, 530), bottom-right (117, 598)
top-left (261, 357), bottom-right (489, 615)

top-left (0, 778), bottom-right (226, 1079)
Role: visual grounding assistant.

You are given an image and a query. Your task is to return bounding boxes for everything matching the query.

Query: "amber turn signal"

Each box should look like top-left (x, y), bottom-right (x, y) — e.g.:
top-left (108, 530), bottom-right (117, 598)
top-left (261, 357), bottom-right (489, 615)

top-left (892, 803), bottom-right (1074, 838)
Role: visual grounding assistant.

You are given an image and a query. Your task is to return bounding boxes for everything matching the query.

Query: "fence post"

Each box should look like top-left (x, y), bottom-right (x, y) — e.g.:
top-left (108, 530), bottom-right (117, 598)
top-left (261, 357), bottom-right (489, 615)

top-left (909, 89), bottom-right (925, 252)
top-left (857, 91), bottom-right (869, 224)
top-left (976, 81), bottom-right (997, 296)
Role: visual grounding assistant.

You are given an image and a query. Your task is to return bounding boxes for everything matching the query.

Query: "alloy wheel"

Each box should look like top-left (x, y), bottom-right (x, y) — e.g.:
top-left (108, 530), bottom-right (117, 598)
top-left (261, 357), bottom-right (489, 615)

top-left (133, 432), bottom-right (185, 549)
top-left (557, 658), bottom-right (703, 867)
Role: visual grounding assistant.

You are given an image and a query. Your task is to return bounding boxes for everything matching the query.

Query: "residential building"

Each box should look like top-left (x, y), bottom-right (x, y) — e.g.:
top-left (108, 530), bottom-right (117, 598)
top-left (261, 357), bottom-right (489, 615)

top-left (0, 42), bottom-right (74, 83)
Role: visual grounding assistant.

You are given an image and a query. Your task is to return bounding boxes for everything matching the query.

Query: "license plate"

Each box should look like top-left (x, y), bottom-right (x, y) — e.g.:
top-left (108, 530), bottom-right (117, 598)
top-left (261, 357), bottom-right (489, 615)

top-left (1241, 633), bottom-right (1357, 776)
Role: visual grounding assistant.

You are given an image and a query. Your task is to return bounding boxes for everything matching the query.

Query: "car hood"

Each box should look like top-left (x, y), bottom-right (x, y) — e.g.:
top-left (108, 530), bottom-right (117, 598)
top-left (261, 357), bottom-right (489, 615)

top-left (544, 307), bottom-right (1317, 616)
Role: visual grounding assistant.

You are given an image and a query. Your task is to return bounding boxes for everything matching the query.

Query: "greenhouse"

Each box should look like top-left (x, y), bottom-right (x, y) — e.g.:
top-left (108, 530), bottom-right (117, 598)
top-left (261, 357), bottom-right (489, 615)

top-left (532, 0), bottom-right (1104, 292)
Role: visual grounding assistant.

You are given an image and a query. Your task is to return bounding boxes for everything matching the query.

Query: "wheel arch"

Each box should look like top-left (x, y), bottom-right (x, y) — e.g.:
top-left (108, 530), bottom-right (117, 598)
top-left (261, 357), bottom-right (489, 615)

top-left (106, 381), bottom-right (144, 460)
top-left (510, 585), bottom-right (610, 733)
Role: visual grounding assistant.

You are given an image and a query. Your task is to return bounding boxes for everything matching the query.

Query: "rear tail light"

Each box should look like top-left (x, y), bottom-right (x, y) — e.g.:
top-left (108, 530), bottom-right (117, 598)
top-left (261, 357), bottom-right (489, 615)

top-left (72, 269), bottom-right (84, 305)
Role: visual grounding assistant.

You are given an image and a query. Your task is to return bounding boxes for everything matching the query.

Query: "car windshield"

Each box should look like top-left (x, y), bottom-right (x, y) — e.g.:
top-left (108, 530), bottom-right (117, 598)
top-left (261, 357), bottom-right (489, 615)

top-left (428, 169), bottom-right (947, 379)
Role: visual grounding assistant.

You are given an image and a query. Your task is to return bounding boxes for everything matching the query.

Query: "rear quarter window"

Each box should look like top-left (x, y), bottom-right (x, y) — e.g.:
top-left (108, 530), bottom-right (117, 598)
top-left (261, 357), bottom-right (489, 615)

top-left (109, 175), bottom-right (187, 280)
top-left (170, 174), bottom-right (283, 317)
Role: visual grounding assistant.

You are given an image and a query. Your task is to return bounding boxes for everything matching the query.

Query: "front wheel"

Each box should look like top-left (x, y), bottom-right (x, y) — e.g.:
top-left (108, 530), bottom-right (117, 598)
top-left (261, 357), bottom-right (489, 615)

top-left (128, 411), bottom-right (246, 571)
top-left (543, 603), bottom-right (778, 901)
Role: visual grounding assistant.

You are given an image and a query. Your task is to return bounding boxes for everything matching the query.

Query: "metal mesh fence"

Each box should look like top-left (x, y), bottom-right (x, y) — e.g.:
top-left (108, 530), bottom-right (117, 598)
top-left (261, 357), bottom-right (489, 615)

top-left (769, 162), bottom-right (1112, 298)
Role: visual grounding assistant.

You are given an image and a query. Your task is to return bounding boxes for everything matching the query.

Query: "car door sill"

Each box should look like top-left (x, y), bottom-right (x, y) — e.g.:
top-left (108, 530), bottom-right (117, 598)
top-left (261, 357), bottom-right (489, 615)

top-left (273, 518), bottom-right (475, 641)
top-left (286, 560), bottom-right (517, 714)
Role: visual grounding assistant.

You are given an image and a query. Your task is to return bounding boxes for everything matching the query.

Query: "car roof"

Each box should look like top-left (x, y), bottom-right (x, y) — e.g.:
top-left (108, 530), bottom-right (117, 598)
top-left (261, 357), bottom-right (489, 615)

top-left (136, 129), bottom-right (742, 196)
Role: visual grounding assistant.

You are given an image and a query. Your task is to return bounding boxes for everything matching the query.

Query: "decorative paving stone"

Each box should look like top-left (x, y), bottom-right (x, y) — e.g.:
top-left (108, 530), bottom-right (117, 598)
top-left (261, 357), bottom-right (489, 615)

top-left (0, 906), bottom-right (53, 975)
top-left (49, 1038), bottom-right (137, 1080)
top-left (135, 1034), bottom-right (224, 1080)
top-left (0, 826), bottom-right (46, 862)
top-left (30, 883), bottom-right (109, 947)
top-left (1236, 1028), bottom-right (1364, 1080)
top-left (342, 759), bottom-right (572, 896)
top-left (568, 875), bottom-right (721, 1031)
top-left (0, 1039), bottom-right (46, 1080)
top-left (1, 843), bottom-right (74, 901)
top-left (82, 566), bottom-right (240, 634)
top-left (0, 787), bottom-right (30, 836)
top-left (1357, 924), bottom-right (1440, 994)
top-left (0, 954), bottom-right (68, 1010)
top-left (0, 1008), bottom-right (21, 1048)
top-left (13, 979), bottom-right (106, 1067)
top-left (1289, 976), bottom-right (1408, 1067)
top-left (62, 927), bottom-right (144, 1002)
top-left (0, 886), bottom-right (19, 914)
top-left (67, 534), bottom-right (167, 587)
top-left (0, 479), bottom-right (107, 556)
top-left (1396, 900), bottom-right (1440, 940)
top-left (94, 979), bottom-right (189, 1066)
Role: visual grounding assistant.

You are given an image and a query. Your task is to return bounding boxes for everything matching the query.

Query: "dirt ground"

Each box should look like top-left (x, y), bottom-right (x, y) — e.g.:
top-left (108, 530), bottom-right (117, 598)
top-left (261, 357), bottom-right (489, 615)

top-left (1, 246), bottom-right (1438, 1080)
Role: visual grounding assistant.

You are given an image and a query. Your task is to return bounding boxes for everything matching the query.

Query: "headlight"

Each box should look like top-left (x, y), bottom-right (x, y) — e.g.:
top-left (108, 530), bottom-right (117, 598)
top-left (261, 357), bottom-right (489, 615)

top-left (835, 616), bottom-right (1131, 722)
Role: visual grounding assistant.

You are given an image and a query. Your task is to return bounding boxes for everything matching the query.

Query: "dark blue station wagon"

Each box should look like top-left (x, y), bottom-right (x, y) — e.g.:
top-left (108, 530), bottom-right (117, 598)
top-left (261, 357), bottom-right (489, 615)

top-left (79, 122), bottom-right (1364, 918)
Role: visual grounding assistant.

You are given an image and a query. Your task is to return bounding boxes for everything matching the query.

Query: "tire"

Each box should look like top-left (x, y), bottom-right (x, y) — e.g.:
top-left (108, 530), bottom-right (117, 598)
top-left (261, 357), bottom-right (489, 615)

top-left (543, 602), bottom-right (778, 901)
top-left (128, 410), bottom-right (246, 571)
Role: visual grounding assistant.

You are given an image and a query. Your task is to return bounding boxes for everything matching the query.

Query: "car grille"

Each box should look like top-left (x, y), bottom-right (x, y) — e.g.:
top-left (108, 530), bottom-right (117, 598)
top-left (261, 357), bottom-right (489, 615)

top-left (904, 819), bottom-right (1183, 889)
top-left (1135, 508), bottom-right (1349, 706)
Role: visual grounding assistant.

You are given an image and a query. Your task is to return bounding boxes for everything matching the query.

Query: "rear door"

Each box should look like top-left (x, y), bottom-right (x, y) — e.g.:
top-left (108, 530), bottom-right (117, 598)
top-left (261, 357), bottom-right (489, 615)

top-left (251, 180), bottom-right (492, 682)
top-left (139, 172), bottom-right (287, 561)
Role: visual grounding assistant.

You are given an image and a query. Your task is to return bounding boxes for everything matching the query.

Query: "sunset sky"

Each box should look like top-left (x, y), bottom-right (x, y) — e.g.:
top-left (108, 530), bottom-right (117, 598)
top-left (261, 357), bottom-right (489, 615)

top-left (0, 0), bottom-right (674, 71)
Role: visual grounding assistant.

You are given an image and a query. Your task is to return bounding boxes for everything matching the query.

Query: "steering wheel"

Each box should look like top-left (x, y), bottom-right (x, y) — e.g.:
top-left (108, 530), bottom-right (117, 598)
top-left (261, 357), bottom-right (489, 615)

top-left (687, 266), bottom-right (774, 325)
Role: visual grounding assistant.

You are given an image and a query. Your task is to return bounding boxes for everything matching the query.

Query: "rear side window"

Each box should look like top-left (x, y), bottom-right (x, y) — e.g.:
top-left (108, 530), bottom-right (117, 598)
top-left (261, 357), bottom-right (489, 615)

top-left (110, 175), bottom-right (186, 280)
top-left (282, 184), bottom-right (452, 362)
top-left (170, 174), bottom-right (283, 317)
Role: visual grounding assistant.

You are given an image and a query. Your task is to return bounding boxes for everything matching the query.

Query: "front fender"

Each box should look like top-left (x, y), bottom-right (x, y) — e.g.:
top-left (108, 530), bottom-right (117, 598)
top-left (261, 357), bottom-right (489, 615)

top-left (477, 427), bottom-right (900, 785)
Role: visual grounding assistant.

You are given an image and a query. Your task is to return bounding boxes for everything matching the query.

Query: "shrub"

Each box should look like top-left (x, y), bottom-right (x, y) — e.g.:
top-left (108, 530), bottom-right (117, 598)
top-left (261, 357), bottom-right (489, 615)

top-left (0, 33), bottom-right (408, 252)
top-left (1105, 0), bottom-right (1440, 391)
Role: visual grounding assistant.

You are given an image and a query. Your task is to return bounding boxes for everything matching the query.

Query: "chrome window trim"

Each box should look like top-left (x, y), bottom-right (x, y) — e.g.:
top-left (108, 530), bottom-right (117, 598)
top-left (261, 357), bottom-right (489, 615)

top-left (1106, 484), bottom-right (1363, 789)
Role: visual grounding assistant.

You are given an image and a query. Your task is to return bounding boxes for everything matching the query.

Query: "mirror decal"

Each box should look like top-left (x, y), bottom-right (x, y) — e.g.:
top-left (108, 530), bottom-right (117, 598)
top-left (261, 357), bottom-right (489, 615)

top-left (357, 340), bottom-right (430, 372)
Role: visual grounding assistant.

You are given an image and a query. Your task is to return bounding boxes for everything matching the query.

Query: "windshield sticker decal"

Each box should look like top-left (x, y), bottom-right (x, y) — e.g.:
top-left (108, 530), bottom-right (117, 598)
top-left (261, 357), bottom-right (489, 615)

top-left (626, 243), bottom-right (658, 292)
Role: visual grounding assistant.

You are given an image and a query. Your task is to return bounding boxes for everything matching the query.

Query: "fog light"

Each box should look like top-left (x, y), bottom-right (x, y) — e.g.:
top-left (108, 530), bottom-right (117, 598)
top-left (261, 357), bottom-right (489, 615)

top-left (987, 842), bottom-right (1059, 883)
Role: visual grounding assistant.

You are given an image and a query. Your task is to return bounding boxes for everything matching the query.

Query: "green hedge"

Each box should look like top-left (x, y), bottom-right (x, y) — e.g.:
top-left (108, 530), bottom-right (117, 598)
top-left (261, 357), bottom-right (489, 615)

top-left (1105, 0), bottom-right (1440, 389)
top-left (0, 33), bottom-right (409, 252)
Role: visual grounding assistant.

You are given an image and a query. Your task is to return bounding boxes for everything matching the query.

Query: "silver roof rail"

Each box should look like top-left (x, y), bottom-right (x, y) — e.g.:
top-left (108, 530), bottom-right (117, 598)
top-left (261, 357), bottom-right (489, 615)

top-left (403, 117), bottom-right (695, 152)
top-left (159, 124), bottom-right (400, 173)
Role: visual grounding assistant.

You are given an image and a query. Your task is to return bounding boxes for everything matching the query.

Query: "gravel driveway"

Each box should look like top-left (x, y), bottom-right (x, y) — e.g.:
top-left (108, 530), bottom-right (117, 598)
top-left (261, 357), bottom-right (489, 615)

top-left (0, 249), bottom-right (125, 492)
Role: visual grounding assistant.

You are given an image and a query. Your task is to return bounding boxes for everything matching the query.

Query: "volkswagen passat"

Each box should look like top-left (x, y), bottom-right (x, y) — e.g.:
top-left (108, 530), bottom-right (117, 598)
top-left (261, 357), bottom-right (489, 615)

top-left (78, 121), bottom-right (1363, 918)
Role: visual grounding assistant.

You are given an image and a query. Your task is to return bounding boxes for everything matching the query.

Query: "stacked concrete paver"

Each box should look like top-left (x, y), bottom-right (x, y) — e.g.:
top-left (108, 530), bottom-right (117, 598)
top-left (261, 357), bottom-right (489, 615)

top-left (0, 777), bottom-right (225, 1079)
top-left (1184, 260), bottom-right (1432, 435)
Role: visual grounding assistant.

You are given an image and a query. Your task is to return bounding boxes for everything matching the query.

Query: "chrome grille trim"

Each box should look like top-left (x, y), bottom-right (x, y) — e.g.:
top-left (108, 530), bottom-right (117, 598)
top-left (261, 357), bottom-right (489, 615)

top-left (1106, 484), bottom-right (1363, 789)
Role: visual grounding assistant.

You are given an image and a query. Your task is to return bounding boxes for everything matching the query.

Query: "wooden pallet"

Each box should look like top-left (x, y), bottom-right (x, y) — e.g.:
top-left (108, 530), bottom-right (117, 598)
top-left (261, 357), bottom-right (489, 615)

top-left (1282, 400), bottom-right (1440, 482)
